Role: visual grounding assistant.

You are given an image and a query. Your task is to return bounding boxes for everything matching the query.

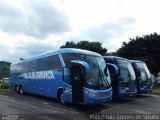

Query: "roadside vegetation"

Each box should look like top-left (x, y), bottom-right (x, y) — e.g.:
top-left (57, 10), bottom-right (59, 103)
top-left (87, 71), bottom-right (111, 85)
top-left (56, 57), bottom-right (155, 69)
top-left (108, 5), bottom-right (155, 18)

top-left (0, 61), bottom-right (11, 79)
top-left (0, 61), bottom-right (11, 92)
top-left (0, 80), bottom-right (10, 92)
top-left (0, 88), bottom-right (10, 92)
top-left (152, 86), bottom-right (160, 95)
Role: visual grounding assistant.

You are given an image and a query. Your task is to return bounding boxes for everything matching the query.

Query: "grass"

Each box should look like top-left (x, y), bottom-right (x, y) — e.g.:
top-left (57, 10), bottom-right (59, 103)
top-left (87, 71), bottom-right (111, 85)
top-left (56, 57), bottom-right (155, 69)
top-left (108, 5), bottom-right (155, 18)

top-left (0, 88), bottom-right (10, 92)
top-left (152, 86), bottom-right (160, 95)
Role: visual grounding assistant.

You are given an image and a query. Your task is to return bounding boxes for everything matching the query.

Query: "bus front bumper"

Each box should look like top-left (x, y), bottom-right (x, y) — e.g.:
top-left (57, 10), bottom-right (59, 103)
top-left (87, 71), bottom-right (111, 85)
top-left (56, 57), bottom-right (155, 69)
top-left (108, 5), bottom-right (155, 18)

top-left (137, 85), bottom-right (153, 94)
top-left (119, 86), bottom-right (137, 97)
top-left (83, 87), bottom-right (112, 104)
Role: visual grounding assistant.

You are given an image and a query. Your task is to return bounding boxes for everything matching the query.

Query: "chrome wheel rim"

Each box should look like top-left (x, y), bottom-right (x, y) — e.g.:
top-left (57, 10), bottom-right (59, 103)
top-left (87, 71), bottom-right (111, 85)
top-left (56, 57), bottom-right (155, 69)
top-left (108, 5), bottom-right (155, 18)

top-left (60, 93), bottom-right (64, 104)
top-left (20, 87), bottom-right (23, 94)
top-left (16, 86), bottom-right (19, 93)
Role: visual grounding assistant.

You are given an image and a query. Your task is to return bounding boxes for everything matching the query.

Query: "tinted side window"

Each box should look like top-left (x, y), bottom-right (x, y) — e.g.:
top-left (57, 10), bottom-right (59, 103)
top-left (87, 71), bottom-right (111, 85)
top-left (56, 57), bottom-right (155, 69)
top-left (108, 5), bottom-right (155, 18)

top-left (44, 55), bottom-right (62, 70)
top-left (61, 53), bottom-right (79, 67)
top-left (29, 60), bottom-right (37, 72)
top-left (33, 55), bottom-right (62, 71)
top-left (21, 55), bottom-right (61, 72)
top-left (11, 63), bottom-right (23, 73)
top-left (11, 64), bottom-right (17, 73)
top-left (17, 63), bottom-right (22, 72)
top-left (104, 58), bottom-right (113, 64)
top-left (22, 62), bottom-right (29, 72)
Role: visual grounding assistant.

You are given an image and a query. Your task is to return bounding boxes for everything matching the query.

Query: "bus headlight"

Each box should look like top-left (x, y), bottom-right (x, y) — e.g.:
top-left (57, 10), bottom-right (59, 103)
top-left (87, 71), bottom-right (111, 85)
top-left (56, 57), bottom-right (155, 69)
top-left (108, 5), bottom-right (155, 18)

top-left (85, 90), bottom-right (112, 98)
top-left (88, 92), bottom-right (96, 97)
top-left (125, 87), bottom-right (129, 91)
top-left (120, 89), bottom-right (126, 93)
top-left (84, 91), bottom-right (96, 97)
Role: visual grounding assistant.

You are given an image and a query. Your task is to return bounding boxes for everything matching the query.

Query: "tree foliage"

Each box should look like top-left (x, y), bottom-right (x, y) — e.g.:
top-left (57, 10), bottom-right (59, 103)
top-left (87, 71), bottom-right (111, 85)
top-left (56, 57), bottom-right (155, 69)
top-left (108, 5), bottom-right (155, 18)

top-left (107, 52), bottom-right (118, 56)
top-left (60, 40), bottom-right (107, 55)
top-left (117, 32), bottom-right (160, 75)
top-left (0, 61), bottom-right (11, 79)
top-left (0, 80), bottom-right (9, 89)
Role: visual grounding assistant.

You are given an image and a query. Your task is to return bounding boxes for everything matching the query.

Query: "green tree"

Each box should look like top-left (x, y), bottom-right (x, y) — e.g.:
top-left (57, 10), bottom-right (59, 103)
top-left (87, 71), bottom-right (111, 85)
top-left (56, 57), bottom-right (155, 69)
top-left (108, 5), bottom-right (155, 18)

top-left (107, 52), bottom-right (118, 56)
top-left (117, 32), bottom-right (160, 75)
top-left (60, 40), bottom-right (107, 55)
top-left (60, 41), bottom-right (77, 48)
top-left (0, 80), bottom-right (9, 89)
top-left (0, 61), bottom-right (11, 79)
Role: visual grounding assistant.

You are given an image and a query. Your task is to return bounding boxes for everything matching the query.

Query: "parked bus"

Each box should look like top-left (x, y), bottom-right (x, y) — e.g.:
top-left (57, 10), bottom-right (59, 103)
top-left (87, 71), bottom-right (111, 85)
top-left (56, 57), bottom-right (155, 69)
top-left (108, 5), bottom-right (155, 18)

top-left (10, 49), bottom-right (112, 104)
top-left (130, 60), bottom-right (152, 94)
top-left (103, 56), bottom-right (137, 97)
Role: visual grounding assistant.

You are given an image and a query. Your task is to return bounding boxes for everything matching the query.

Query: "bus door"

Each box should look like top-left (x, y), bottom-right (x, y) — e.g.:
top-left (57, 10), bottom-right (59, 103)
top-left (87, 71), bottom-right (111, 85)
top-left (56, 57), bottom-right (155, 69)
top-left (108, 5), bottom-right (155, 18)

top-left (63, 68), bottom-right (72, 103)
top-left (63, 66), bottom-right (84, 103)
top-left (70, 65), bottom-right (84, 103)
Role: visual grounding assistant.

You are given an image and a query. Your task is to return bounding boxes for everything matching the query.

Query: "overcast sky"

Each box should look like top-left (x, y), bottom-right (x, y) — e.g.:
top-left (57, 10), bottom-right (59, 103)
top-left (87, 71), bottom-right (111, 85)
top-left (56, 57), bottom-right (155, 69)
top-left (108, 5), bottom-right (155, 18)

top-left (0, 0), bottom-right (160, 63)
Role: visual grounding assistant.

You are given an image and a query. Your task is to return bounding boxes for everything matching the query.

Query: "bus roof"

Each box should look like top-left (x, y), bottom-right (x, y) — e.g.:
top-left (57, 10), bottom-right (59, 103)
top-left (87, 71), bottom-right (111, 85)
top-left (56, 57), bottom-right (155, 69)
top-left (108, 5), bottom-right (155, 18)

top-left (12, 48), bottom-right (101, 65)
top-left (103, 56), bottom-right (127, 60)
top-left (130, 60), bottom-right (145, 64)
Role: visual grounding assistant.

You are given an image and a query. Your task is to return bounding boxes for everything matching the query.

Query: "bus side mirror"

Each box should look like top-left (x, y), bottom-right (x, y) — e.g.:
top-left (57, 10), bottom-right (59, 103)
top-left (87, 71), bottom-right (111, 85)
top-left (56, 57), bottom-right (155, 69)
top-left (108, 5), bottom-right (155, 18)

top-left (106, 63), bottom-right (119, 75)
top-left (71, 60), bottom-right (90, 74)
top-left (69, 60), bottom-right (89, 83)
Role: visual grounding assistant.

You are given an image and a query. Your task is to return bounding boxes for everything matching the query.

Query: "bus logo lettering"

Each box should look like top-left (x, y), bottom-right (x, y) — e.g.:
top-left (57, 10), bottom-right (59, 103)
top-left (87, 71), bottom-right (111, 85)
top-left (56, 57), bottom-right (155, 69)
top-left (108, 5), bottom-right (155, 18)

top-left (23, 70), bottom-right (55, 79)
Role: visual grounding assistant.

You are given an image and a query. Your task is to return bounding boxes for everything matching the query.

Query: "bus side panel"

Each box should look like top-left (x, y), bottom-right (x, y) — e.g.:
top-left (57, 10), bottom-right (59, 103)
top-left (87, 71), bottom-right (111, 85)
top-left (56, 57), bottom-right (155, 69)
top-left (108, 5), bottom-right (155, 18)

top-left (10, 73), bottom-right (16, 90)
top-left (33, 70), bottom-right (64, 98)
top-left (10, 72), bottom-right (24, 90)
top-left (18, 70), bottom-right (64, 99)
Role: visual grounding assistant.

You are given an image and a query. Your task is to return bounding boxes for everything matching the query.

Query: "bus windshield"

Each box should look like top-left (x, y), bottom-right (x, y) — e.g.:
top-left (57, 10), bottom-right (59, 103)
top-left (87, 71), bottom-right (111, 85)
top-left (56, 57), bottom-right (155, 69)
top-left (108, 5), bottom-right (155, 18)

top-left (126, 61), bottom-right (136, 85)
top-left (115, 58), bottom-right (136, 86)
top-left (135, 62), bottom-right (150, 83)
top-left (143, 63), bottom-right (151, 79)
top-left (61, 53), bottom-right (111, 90)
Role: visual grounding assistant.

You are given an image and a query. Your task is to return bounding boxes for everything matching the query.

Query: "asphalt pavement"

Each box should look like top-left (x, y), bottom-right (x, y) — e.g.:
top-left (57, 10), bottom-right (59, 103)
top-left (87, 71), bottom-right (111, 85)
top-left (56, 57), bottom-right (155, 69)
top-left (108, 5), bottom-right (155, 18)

top-left (0, 91), bottom-right (160, 120)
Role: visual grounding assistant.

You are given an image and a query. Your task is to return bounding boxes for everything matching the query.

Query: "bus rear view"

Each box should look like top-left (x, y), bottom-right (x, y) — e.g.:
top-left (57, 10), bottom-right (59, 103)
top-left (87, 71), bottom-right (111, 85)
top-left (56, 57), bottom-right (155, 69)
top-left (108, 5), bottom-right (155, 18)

top-left (103, 56), bottom-right (137, 97)
top-left (130, 60), bottom-right (152, 94)
top-left (10, 49), bottom-right (112, 105)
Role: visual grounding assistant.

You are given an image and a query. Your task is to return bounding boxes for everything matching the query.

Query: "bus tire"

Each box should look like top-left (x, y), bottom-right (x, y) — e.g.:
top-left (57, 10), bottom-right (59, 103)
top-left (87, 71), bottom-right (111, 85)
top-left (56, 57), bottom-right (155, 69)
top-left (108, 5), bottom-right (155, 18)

top-left (19, 85), bottom-right (24, 95)
top-left (60, 93), bottom-right (65, 104)
top-left (15, 85), bottom-right (19, 94)
top-left (58, 91), bottom-right (65, 104)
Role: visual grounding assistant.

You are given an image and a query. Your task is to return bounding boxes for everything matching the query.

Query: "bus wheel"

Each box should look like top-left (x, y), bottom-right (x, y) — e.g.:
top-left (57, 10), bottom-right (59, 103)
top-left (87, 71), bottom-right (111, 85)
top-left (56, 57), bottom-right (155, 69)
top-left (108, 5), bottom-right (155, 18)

top-left (19, 86), bottom-right (24, 95)
top-left (59, 92), bottom-right (65, 104)
top-left (16, 85), bottom-right (19, 93)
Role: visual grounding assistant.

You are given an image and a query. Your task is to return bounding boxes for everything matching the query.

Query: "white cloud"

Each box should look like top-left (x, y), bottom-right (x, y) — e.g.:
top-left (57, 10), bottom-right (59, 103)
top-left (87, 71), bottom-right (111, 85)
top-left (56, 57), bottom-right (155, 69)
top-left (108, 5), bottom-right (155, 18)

top-left (0, 30), bottom-right (63, 63)
top-left (0, 0), bottom-right (160, 62)
top-left (0, 0), bottom-right (70, 38)
top-left (63, 17), bottom-right (136, 52)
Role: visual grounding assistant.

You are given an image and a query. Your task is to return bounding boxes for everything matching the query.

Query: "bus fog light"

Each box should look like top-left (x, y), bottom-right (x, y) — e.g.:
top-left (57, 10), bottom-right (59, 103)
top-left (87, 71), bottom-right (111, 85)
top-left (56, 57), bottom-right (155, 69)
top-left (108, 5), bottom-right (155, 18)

top-left (89, 93), bottom-right (96, 97)
top-left (125, 87), bottom-right (129, 91)
top-left (120, 90), bottom-right (126, 93)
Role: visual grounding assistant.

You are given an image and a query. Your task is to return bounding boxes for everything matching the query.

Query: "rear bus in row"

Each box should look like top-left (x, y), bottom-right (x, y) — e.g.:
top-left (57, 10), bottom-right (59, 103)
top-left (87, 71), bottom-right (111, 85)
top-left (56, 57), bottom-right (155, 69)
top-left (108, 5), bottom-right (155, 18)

top-left (130, 60), bottom-right (152, 94)
top-left (103, 56), bottom-right (137, 97)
